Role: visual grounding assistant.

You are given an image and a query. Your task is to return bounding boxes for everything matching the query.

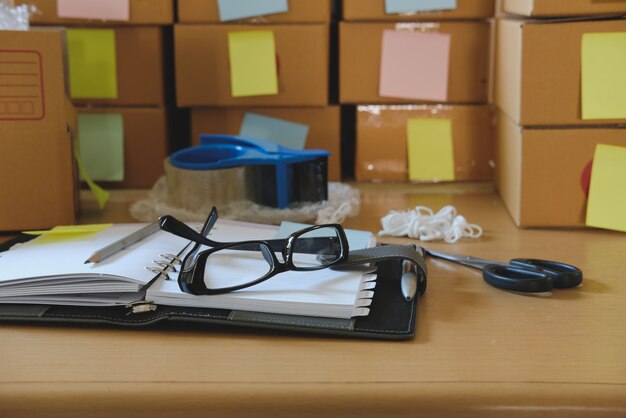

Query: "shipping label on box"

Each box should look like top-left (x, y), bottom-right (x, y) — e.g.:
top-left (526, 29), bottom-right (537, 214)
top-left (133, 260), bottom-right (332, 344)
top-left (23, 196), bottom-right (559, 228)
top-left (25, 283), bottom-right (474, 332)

top-left (343, 0), bottom-right (495, 21)
top-left (355, 105), bottom-right (495, 182)
top-left (175, 24), bottom-right (329, 107)
top-left (0, 30), bottom-right (77, 231)
top-left (496, 18), bottom-right (626, 126)
top-left (496, 111), bottom-right (626, 227)
top-left (190, 106), bottom-right (342, 181)
top-left (0, 51), bottom-right (45, 120)
top-left (340, 21), bottom-right (491, 104)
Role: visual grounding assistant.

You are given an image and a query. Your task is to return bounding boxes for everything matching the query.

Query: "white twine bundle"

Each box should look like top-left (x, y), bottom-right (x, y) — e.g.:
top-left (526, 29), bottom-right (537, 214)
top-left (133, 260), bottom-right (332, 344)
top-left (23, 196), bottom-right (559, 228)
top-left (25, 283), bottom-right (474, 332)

top-left (315, 182), bottom-right (360, 224)
top-left (379, 205), bottom-right (483, 244)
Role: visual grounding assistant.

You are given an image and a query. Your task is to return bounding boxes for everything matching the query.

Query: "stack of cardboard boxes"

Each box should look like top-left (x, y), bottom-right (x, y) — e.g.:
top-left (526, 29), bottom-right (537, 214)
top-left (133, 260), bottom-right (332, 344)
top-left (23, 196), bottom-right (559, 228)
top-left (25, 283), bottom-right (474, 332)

top-left (19, 0), bottom-right (175, 189)
top-left (174, 0), bottom-right (342, 181)
top-left (496, 0), bottom-right (626, 227)
top-left (340, 0), bottom-right (496, 182)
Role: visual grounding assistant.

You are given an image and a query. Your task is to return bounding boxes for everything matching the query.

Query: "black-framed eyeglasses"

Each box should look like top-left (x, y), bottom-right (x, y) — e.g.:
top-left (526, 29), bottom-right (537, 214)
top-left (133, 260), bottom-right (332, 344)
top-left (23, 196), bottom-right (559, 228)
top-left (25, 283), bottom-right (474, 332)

top-left (158, 207), bottom-right (350, 295)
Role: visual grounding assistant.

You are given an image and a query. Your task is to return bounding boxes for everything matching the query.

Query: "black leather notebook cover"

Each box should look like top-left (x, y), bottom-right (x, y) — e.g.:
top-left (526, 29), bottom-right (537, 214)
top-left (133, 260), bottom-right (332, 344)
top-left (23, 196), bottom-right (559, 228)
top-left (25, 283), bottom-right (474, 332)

top-left (0, 236), bottom-right (422, 340)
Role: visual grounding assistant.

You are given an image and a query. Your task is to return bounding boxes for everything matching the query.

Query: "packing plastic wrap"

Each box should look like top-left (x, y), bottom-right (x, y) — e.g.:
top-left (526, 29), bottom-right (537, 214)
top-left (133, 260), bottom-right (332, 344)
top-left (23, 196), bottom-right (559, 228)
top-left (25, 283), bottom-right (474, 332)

top-left (0, 0), bottom-right (36, 30)
top-left (130, 177), bottom-right (360, 226)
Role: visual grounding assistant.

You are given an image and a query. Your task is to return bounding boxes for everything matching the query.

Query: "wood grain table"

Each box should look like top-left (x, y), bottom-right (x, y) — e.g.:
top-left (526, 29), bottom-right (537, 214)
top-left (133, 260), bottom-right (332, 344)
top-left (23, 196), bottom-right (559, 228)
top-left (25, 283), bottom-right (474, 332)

top-left (1, 183), bottom-right (624, 417)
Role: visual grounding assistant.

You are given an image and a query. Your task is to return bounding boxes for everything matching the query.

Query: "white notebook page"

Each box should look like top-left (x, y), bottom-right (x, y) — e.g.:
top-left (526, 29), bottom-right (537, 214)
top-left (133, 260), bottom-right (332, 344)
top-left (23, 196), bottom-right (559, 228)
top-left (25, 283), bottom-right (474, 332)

top-left (0, 225), bottom-right (190, 296)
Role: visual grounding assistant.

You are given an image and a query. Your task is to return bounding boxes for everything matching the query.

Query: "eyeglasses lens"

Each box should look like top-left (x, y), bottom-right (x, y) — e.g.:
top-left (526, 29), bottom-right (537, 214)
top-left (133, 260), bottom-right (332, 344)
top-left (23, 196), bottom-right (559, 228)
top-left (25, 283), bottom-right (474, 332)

top-left (203, 243), bottom-right (274, 289)
top-left (291, 226), bottom-right (342, 268)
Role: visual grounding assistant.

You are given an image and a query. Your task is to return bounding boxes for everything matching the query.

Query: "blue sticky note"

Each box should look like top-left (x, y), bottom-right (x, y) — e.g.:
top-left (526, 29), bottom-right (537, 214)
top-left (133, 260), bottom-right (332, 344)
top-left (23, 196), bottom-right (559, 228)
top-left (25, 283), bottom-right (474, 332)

top-left (217, 0), bottom-right (289, 22)
top-left (239, 112), bottom-right (309, 150)
top-left (385, 0), bottom-right (457, 14)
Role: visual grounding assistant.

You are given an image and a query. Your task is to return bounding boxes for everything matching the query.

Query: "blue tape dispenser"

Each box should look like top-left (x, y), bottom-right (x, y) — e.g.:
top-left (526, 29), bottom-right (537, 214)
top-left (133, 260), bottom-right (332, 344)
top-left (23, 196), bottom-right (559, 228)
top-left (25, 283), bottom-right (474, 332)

top-left (168, 135), bottom-right (330, 209)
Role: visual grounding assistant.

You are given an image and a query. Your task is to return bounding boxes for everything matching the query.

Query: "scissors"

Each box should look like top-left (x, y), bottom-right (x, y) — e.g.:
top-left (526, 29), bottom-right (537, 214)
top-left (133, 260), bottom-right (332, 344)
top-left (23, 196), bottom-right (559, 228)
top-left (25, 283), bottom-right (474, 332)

top-left (423, 249), bottom-right (583, 293)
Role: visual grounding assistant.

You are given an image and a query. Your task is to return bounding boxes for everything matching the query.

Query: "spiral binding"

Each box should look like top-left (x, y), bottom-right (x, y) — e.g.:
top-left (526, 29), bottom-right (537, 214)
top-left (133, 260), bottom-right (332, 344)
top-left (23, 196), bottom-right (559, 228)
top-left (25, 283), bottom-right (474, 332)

top-left (145, 253), bottom-right (182, 281)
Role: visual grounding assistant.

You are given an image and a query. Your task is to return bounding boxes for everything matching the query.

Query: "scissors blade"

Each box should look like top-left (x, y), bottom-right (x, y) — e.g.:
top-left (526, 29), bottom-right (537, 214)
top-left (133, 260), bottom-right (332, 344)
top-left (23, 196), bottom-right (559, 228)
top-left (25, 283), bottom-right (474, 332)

top-left (423, 248), bottom-right (507, 271)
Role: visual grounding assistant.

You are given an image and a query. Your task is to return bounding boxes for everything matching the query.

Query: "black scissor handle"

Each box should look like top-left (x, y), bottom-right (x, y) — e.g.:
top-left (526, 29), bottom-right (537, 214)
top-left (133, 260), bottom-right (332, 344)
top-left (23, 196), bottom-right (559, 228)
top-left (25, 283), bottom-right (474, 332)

top-left (482, 265), bottom-right (553, 293)
top-left (509, 259), bottom-right (583, 289)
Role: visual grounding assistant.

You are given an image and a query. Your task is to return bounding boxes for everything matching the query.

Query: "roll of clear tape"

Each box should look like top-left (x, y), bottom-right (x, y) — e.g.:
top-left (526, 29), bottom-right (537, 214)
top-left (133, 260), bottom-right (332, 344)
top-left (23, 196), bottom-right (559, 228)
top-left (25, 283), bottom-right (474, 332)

top-left (164, 158), bottom-right (253, 211)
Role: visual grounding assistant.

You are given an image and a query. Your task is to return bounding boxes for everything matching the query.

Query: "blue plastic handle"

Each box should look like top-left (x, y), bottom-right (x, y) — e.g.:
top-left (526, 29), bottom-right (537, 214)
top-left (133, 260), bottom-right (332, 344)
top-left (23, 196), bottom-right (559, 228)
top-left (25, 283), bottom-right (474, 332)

top-left (168, 135), bottom-right (330, 209)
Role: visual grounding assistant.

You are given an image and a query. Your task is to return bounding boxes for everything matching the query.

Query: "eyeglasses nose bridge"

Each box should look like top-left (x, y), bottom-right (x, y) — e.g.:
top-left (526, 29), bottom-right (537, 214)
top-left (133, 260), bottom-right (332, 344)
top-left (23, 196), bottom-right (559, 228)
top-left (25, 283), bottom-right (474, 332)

top-left (281, 238), bottom-right (295, 263)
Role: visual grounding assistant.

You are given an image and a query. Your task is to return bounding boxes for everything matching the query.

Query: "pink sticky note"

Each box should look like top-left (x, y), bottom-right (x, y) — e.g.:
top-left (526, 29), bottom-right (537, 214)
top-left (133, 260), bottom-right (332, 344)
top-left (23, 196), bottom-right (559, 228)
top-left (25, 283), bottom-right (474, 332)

top-left (58, 0), bottom-right (130, 21)
top-left (379, 30), bottom-right (451, 101)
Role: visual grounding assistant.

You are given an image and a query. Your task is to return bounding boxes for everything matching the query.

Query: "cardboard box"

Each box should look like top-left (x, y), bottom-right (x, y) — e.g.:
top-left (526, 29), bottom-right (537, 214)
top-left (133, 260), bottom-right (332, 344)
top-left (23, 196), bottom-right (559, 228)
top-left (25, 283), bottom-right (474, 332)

top-left (0, 30), bottom-right (77, 231)
top-left (496, 111), bottom-right (626, 227)
top-left (355, 105), bottom-right (495, 182)
top-left (502, 0), bottom-right (626, 17)
top-left (77, 107), bottom-right (169, 189)
top-left (343, 0), bottom-right (495, 21)
top-left (178, 0), bottom-right (332, 23)
top-left (340, 22), bottom-right (491, 104)
top-left (190, 107), bottom-right (342, 181)
top-left (17, 0), bottom-right (174, 25)
top-left (68, 27), bottom-right (168, 107)
top-left (496, 18), bottom-right (626, 126)
top-left (175, 24), bottom-right (329, 107)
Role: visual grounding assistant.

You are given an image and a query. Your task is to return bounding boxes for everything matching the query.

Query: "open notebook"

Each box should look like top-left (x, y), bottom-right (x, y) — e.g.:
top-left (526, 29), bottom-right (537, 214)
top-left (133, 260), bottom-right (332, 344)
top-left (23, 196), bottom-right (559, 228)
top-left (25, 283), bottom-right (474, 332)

top-left (0, 219), bottom-right (376, 319)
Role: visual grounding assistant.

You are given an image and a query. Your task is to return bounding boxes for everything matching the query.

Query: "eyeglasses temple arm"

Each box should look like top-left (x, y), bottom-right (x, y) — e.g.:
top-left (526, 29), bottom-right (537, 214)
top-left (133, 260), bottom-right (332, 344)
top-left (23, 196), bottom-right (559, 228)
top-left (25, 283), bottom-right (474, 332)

top-left (160, 214), bottom-right (341, 255)
top-left (263, 237), bottom-right (341, 254)
top-left (158, 215), bottom-right (221, 247)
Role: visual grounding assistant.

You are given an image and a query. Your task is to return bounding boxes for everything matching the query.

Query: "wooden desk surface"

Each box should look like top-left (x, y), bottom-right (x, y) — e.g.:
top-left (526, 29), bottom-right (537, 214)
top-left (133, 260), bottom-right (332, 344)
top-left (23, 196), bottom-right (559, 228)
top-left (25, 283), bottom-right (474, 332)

top-left (1, 184), bottom-right (625, 417)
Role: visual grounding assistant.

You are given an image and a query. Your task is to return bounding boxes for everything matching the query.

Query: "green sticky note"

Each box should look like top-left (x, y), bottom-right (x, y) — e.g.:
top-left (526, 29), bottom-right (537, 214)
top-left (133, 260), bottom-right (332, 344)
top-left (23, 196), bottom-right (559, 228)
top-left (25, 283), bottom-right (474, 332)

top-left (581, 32), bottom-right (626, 120)
top-left (586, 144), bottom-right (626, 232)
top-left (407, 119), bottom-right (455, 181)
top-left (67, 29), bottom-right (118, 99)
top-left (228, 30), bottom-right (278, 97)
top-left (78, 113), bottom-right (125, 182)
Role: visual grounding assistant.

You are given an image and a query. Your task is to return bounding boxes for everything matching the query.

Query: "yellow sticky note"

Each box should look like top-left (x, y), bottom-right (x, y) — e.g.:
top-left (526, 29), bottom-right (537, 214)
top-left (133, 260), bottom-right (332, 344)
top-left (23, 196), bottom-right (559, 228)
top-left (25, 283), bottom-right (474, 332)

top-left (581, 32), bottom-right (626, 120)
top-left (24, 224), bottom-right (112, 235)
top-left (407, 118), bottom-right (455, 181)
top-left (67, 29), bottom-right (118, 99)
top-left (75, 149), bottom-right (110, 209)
top-left (24, 224), bottom-right (113, 244)
top-left (228, 30), bottom-right (278, 97)
top-left (586, 144), bottom-right (626, 232)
